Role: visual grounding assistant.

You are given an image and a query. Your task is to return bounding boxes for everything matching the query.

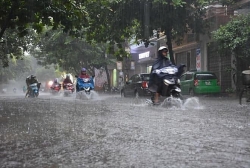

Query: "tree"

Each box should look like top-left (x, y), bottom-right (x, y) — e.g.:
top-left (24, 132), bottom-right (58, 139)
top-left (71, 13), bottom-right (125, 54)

top-left (0, 28), bottom-right (36, 67)
top-left (0, 0), bottom-right (90, 66)
top-left (35, 66), bottom-right (60, 82)
top-left (1, 0), bottom-right (213, 66)
top-left (0, 55), bottom-right (32, 84)
top-left (31, 28), bottom-right (111, 76)
top-left (84, 0), bottom-right (209, 64)
top-left (213, 14), bottom-right (250, 89)
top-left (0, 0), bottom-right (88, 39)
top-left (213, 14), bottom-right (250, 59)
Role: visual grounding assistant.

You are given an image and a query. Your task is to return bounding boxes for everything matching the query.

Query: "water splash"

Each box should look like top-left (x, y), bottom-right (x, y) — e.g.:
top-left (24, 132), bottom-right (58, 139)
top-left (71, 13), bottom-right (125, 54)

top-left (144, 96), bottom-right (204, 110)
top-left (76, 90), bottom-right (101, 100)
top-left (181, 97), bottom-right (204, 110)
top-left (161, 97), bottom-right (183, 108)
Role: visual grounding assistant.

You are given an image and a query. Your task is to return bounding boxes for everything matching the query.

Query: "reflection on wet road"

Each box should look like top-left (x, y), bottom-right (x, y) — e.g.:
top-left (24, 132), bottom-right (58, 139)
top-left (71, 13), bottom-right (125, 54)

top-left (0, 93), bottom-right (250, 167)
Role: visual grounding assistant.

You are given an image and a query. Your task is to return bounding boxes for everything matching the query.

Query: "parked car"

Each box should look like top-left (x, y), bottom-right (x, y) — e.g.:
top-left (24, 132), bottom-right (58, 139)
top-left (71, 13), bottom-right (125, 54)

top-left (121, 73), bottom-right (151, 98)
top-left (180, 71), bottom-right (221, 96)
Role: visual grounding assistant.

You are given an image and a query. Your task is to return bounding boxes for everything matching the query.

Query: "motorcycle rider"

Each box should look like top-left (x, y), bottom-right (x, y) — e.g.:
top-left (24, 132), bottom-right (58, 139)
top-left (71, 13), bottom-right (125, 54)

top-left (62, 74), bottom-right (74, 91)
top-left (148, 46), bottom-right (173, 104)
top-left (76, 68), bottom-right (94, 92)
top-left (79, 68), bottom-right (90, 78)
top-left (51, 78), bottom-right (61, 90)
top-left (25, 75), bottom-right (39, 97)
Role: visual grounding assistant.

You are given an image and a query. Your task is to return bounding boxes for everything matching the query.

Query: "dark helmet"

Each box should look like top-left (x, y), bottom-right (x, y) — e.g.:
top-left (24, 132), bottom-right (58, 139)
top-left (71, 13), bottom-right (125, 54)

top-left (54, 78), bottom-right (58, 83)
top-left (81, 68), bottom-right (86, 72)
top-left (31, 75), bottom-right (36, 79)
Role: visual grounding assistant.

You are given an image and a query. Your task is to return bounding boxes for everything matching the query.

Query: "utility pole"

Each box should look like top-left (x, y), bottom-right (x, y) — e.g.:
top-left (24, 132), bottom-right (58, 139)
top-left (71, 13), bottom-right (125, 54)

top-left (144, 0), bottom-right (150, 47)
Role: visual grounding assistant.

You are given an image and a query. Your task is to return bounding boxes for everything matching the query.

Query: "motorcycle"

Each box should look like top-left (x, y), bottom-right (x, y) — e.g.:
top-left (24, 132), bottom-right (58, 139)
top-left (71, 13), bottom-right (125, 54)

top-left (103, 83), bottom-right (109, 93)
top-left (149, 64), bottom-right (185, 106)
top-left (28, 83), bottom-right (41, 98)
top-left (110, 86), bottom-right (120, 94)
top-left (76, 76), bottom-right (95, 98)
top-left (50, 83), bottom-right (61, 95)
top-left (63, 83), bottom-right (74, 96)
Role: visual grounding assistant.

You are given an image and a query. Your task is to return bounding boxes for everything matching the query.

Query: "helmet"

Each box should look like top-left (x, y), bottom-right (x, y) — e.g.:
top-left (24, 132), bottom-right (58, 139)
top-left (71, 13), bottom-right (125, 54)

top-left (31, 75), bottom-right (36, 79)
top-left (158, 46), bottom-right (168, 52)
top-left (81, 68), bottom-right (86, 72)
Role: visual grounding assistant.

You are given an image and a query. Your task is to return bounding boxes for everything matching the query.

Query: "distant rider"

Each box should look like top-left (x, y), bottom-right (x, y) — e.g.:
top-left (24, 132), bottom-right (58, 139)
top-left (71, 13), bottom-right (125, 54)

top-left (51, 78), bottom-right (60, 89)
top-left (76, 68), bottom-right (95, 92)
top-left (79, 68), bottom-right (90, 78)
top-left (25, 75), bottom-right (39, 97)
top-left (62, 74), bottom-right (74, 91)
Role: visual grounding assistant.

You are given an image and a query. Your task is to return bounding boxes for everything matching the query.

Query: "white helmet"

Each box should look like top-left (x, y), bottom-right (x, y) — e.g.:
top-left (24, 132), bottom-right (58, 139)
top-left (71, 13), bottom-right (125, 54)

top-left (158, 46), bottom-right (168, 51)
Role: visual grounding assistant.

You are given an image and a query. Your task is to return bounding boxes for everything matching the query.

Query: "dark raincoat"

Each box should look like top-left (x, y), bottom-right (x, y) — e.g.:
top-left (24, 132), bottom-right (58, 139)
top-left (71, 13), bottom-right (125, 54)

top-left (148, 52), bottom-right (173, 92)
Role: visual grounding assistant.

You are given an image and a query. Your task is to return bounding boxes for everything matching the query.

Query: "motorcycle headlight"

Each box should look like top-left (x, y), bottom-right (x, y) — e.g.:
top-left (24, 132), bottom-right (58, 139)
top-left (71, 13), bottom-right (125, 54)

top-left (83, 78), bottom-right (90, 82)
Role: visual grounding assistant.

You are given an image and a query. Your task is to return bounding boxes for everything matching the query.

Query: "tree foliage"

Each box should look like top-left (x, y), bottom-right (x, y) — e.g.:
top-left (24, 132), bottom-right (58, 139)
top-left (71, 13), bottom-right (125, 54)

top-left (1, 0), bottom-right (212, 66)
top-left (0, 55), bottom-right (32, 83)
top-left (0, 0), bottom-right (88, 39)
top-left (213, 14), bottom-right (250, 59)
top-left (31, 28), bottom-right (110, 75)
top-left (0, 0), bottom-right (89, 67)
top-left (84, 0), bottom-right (209, 64)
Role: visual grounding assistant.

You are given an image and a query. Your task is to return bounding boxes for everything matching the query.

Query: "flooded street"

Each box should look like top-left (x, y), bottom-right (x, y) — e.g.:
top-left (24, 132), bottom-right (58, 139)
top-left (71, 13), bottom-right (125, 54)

top-left (0, 93), bottom-right (250, 168)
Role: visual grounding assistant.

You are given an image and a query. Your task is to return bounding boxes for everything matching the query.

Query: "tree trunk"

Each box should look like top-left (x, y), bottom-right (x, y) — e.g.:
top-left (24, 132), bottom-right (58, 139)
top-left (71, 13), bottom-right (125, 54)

top-left (104, 65), bottom-right (111, 91)
top-left (166, 30), bottom-right (176, 65)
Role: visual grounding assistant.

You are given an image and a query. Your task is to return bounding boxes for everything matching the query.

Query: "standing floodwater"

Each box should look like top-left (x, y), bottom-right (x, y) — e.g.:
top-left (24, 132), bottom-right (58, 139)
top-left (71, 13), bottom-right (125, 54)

top-left (0, 94), bottom-right (249, 167)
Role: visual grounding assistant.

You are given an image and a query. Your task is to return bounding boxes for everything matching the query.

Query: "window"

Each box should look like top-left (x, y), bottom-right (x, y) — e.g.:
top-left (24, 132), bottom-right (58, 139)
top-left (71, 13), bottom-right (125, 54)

top-left (180, 74), bottom-right (186, 81)
top-left (134, 75), bottom-right (141, 82)
top-left (141, 74), bottom-right (150, 81)
top-left (186, 73), bottom-right (193, 80)
top-left (130, 75), bottom-right (139, 82)
top-left (195, 73), bottom-right (217, 80)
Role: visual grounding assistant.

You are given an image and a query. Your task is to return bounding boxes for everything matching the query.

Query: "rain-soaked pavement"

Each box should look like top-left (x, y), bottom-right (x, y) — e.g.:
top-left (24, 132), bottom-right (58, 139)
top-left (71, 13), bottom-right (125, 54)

top-left (0, 91), bottom-right (250, 168)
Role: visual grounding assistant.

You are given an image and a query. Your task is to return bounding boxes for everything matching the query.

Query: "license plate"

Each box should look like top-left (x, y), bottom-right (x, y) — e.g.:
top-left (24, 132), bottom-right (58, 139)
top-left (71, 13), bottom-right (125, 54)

top-left (205, 81), bottom-right (211, 85)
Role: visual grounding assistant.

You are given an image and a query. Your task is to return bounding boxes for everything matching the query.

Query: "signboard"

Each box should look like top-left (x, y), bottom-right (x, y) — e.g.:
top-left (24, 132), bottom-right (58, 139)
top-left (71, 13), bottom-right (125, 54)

top-left (139, 51), bottom-right (150, 59)
top-left (196, 49), bottom-right (201, 71)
